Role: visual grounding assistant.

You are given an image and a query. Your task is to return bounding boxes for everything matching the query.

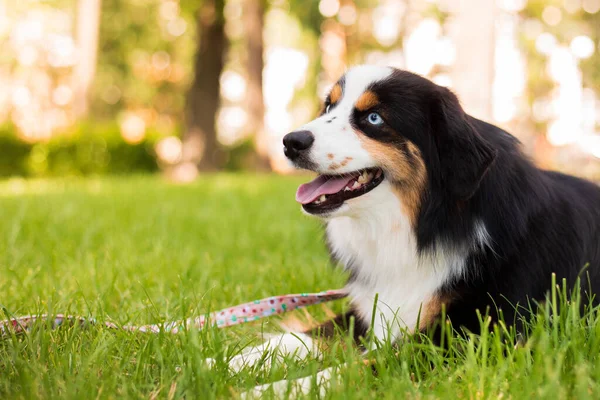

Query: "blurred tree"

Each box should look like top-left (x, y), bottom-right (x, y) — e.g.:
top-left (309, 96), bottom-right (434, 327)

top-left (94, 0), bottom-right (194, 124)
top-left (450, 0), bottom-right (495, 121)
top-left (182, 0), bottom-right (227, 171)
top-left (522, 0), bottom-right (600, 95)
top-left (73, 0), bottom-right (102, 117)
top-left (243, 0), bottom-right (269, 170)
top-left (519, 0), bottom-right (600, 174)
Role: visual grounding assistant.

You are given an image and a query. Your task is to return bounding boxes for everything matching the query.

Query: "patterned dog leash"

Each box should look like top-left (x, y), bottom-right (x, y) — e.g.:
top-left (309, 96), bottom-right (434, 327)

top-left (0, 289), bottom-right (349, 337)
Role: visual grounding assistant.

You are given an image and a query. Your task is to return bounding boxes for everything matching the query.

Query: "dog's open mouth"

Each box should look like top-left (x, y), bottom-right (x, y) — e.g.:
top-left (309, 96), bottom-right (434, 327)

top-left (296, 168), bottom-right (384, 214)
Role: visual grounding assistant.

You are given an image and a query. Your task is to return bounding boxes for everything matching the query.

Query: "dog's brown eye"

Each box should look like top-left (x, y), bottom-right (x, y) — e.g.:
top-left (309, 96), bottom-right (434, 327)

top-left (325, 104), bottom-right (331, 113)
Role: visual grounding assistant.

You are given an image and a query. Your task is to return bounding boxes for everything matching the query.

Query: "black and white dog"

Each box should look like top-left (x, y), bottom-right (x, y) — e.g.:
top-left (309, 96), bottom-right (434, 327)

top-left (227, 66), bottom-right (600, 395)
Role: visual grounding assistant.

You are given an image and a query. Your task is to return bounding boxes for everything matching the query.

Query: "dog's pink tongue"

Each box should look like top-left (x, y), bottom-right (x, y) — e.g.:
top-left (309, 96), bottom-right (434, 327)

top-left (296, 175), bottom-right (355, 204)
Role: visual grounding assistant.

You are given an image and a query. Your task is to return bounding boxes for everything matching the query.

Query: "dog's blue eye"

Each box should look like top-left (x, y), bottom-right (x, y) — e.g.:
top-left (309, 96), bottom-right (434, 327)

top-left (367, 112), bottom-right (383, 125)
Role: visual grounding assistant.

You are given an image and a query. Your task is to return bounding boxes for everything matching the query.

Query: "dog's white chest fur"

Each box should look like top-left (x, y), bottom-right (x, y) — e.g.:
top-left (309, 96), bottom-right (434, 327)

top-left (326, 181), bottom-right (465, 341)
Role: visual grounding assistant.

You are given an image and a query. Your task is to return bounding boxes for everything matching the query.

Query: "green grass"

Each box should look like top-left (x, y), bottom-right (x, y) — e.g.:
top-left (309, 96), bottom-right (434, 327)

top-left (1, 175), bottom-right (600, 399)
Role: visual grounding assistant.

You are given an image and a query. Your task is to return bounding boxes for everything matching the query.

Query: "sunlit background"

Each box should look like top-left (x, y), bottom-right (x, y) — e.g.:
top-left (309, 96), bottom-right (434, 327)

top-left (0, 0), bottom-right (599, 180)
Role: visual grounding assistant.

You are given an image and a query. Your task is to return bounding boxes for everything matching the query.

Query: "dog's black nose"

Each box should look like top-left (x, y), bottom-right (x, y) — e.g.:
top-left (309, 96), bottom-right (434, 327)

top-left (283, 130), bottom-right (314, 160)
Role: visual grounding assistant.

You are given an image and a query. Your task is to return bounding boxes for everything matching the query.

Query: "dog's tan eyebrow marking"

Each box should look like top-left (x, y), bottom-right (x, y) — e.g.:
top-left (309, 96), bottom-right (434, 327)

top-left (355, 90), bottom-right (379, 111)
top-left (329, 83), bottom-right (343, 105)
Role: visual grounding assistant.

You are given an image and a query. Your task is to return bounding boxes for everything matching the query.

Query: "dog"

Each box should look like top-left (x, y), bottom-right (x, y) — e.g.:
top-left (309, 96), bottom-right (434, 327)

top-left (222, 65), bottom-right (600, 396)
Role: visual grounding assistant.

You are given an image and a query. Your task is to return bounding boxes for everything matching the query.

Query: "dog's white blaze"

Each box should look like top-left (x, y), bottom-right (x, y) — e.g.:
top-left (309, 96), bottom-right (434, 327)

top-left (299, 65), bottom-right (393, 175)
top-left (327, 180), bottom-right (468, 342)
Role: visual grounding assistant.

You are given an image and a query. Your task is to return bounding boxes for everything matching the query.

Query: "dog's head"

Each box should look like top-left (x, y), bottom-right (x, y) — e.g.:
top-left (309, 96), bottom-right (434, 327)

top-left (284, 65), bottom-right (496, 222)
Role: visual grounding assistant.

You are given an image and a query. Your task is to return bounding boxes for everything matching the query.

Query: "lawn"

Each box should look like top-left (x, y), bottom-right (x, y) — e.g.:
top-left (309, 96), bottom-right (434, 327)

top-left (1, 175), bottom-right (600, 399)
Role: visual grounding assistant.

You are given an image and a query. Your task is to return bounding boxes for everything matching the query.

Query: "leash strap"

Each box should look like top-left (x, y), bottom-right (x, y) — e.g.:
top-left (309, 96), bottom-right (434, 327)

top-left (0, 288), bottom-right (349, 337)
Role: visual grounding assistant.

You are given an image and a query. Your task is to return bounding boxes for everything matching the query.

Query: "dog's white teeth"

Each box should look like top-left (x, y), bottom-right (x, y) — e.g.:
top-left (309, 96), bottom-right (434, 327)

top-left (344, 186), bottom-right (351, 191)
top-left (352, 181), bottom-right (361, 189)
top-left (314, 195), bottom-right (326, 205)
top-left (357, 171), bottom-right (373, 185)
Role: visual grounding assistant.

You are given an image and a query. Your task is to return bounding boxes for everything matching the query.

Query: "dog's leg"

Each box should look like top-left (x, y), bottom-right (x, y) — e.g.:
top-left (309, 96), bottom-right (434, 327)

top-left (238, 311), bottom-right (366, 396)
top-left (303, 310), bottom-right (367, 343)
top-left (242, 365), bottom-right (338, 398)
top-left (220, 332), bottom-right (319, 373)
top-left (209, 310), bottom-right (365, 373)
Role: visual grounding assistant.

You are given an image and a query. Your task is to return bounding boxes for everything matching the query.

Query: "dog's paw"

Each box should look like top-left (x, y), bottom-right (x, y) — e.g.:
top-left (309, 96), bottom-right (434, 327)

top-left (206, 333), bottom-right (320, 374)
top-left (203, 357), bottom-right (216, 369)
top-left (241, 367), bottom-right (334, 399)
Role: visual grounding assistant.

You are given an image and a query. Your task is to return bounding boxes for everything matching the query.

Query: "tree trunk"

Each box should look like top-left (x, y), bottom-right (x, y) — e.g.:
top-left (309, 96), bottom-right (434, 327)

top-left (182, 0), bottom-right (227, 172)
top-left (243, 0), bottom-right (270, 170)
top-left (73, 0), bottom-right (101, 118)
top-left (449, 0), bottom-right (495, 121)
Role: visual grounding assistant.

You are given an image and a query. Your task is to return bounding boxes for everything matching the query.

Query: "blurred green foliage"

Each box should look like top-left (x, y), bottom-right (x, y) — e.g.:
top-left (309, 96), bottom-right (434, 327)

top-left (0, 124), bottom-right (159, 178)
top-left (0, 131), bottom-right (31, 177)
top-left (521, 1), bottom-right (600, 125)
top-left (92, 0), bottom-right (195, 120)
top-left (1, 0), bottom-right (598, 179)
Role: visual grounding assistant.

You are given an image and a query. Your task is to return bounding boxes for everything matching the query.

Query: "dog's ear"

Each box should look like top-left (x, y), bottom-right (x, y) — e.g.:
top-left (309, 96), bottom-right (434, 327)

top-left (430, 87), bottom-right (497, 200)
